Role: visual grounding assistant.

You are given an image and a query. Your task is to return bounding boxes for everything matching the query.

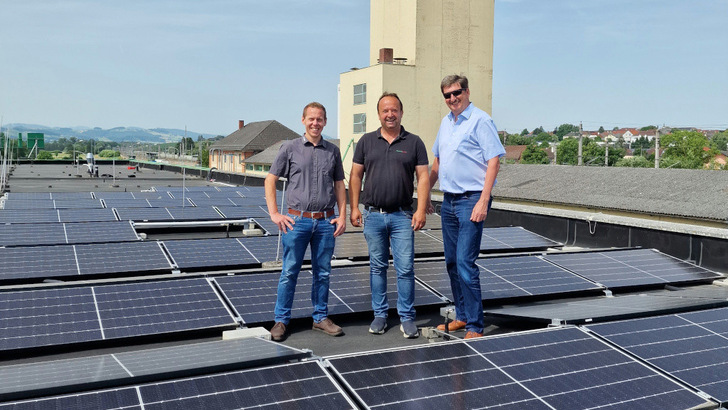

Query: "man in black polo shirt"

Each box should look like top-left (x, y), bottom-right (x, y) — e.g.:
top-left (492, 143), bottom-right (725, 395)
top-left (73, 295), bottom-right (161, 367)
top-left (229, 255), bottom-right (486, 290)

top-left (349, 92), bottom-right (430, 338)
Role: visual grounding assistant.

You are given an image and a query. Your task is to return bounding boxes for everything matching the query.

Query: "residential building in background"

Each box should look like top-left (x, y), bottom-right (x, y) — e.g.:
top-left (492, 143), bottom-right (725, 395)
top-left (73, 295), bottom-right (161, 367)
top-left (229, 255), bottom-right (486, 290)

top-left (338, 0), bottom-right (495, 179)
top-left (208, 120), bottom-right (299, 174)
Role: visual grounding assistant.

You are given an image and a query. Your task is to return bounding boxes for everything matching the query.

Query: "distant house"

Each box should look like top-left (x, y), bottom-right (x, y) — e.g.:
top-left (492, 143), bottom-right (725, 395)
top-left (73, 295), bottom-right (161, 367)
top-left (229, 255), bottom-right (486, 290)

top-left (241, 138), bottom-right (342, 177)
top-left (505, 145), bottom-right (528, 162)
top-left (208, 120), bottom-right (299, 174)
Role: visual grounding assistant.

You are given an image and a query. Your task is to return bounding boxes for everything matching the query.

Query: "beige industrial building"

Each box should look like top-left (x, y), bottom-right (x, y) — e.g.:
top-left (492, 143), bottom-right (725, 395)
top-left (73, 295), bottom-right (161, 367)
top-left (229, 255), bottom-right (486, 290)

top-left (338, 0), bottom-right (496, 179)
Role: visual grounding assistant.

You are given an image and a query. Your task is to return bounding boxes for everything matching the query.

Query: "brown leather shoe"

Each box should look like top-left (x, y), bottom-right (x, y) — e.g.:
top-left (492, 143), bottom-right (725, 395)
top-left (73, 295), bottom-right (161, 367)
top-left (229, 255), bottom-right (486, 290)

top-left (436, 320), bottom-right (467, 332)
top-left (464, 331), bottom-right (483, 339)
top-left (312, 318), bottom-right (344, 336)
top-left (270, 322), bottom-right (287, 342)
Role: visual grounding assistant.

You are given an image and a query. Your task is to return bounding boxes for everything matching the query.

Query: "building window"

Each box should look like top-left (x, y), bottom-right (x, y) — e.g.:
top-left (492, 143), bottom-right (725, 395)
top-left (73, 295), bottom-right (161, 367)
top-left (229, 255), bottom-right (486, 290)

top-left (353, 113), bottom-right (366, 134)
top-left (264, 165), bottom-right (270, 172)
top-left (246, 164), bottom-right (254, 171)
top-left (255, 164), bottom-right (264, 171)
top-left (354, 83), bottom-right (366, 105)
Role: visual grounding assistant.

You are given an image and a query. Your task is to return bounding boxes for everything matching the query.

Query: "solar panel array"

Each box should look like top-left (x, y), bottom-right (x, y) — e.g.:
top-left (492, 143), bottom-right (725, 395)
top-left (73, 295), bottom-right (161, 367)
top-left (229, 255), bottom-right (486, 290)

top-left (0, 361), bottom-right (356, 409)
top-left (0, 221), bottom-right (139, 247)
top-left (0, 241), bottom-right (173, 281)
top-left (486, 285), bottom-right (728, 325)
top-left (587, 307), bottom-right (728, 404)
top-left (328, 326), bottom-right (712, 409)
top-left (412, 256), bottom-right (603, 304)
top-left (0, 278), bottom-right (237, 352)
top-left (0, 337), bottom-right (310, 401)
top-left (544, 248), bottom-right (721, 288)
top-left (1, 186), bottom-right (725, 408)
top-left (422, 225), bottom-right (562, 253)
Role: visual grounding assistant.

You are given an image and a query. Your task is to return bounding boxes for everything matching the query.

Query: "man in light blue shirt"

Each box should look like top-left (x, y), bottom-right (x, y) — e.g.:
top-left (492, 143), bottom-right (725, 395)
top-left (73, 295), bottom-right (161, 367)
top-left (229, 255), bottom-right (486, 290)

top-left (428, 74), bottom-right (505, 339)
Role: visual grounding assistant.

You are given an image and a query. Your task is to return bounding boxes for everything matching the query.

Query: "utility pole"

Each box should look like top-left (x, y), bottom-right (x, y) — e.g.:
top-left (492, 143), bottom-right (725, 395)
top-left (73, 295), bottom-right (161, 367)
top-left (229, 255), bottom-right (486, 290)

top-left (654, 128), bottom-right (661, 168)
top-left (578, 123), bottom-right (583, 166)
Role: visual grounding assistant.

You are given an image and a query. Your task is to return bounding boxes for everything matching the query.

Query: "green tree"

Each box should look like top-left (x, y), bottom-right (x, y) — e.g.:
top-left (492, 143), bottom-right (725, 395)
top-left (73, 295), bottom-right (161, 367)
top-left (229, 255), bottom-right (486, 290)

top-left (640, 125), bottom-right (657, 131)
top-left (659, 130), bottom-right (714, 169)
top-left (554, 123), bottom-right (580, 139)
top-left (631, 136), bottom-right (653, 151)
top-left (521, 143), bottom-right (550, 164)
top-left (710, 131), bottom-right (728, 151)
top-left (534, 132), bottom-right (557, 144)
top-left (504, 133), bottom-right (530, 145)
top-left (556, 138), bottom-right (579, 165)
top-left (598, 126), bottom-right (605, 133)
top-left (200, 148), bottom-right (210, 167)
top-left (36, 150), bottom-right (55, 160)
top-left (99, 149), bottom-right (121, 158)
top-left (520, 128), bottom-right (529, 136)
top-left (532, 126), bottom-right (545, 135)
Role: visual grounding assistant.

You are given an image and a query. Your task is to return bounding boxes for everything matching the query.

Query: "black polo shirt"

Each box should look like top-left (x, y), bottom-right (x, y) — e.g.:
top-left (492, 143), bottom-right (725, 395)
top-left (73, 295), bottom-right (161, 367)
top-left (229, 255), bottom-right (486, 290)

top-left (352, 126), bottom-right (429, 210)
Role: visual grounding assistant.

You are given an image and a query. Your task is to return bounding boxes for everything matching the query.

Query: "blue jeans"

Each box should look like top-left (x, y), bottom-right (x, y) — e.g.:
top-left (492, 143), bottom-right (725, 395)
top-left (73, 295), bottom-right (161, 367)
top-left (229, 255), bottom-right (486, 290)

top-left (274, 213), bottom-right (335, 324)
top-left (362, 209), bottom-right (416, 322)
top-left (441, 192), bottom-right (491, 334)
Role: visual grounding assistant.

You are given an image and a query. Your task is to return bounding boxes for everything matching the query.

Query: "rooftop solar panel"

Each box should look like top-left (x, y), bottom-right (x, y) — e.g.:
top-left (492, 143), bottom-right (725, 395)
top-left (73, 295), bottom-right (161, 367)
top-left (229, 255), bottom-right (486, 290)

top-left (5, 193), bottom-right (52, 200)
top-left (236, 235), bottom-right (309, 264)
top-left (59, 208), bottom-right (117, 223)
top-left (327, 326), bottom-right (713, 409)
top-left (587, 307), bottom-right (728, 404)
top-left (166, 206), bottom-right (223, 221)
top-left (0, 287), bottom-right (102, 352)
top-left (0, 338), bottom-right (310, 401)
top-left (131, 191), bottom-right (171, 200)
top-left (49, 192), bottom-right (94, 200)
top-left (146, 198), bottom-right (193, 208)
top-left (481, 226), bottom-right (562, 251)
top-left (0, 245), bottom-right (79, 281)
top-left (137, 361), bottom-right (355, 409)
top-left (101, 198), bottom-right (152, 208)
top-left (93, 278), bottom-right (236, 339)
top-left (204, 190), bottom-right (244, 199)
top-left (92, 192), bottom-right (136, 199)
top-left (114, 207), bottom-right (174, 222)
top-left (544, 248), bottom-right (722, 289)
top-left (1, 199), bottom-right (55, 210)
top-left (0, 387), bottom-right (142, 410)
top-left (0, 209), bottom-right (60, 224)
top-left (164, 238), bottom-right (259, 270)
top-left (75, 242), bottom-right (173, 276)
top-left (331, 232), bottom-right (370, 259)
top-left (0, 222), bottom-right (67, 246)
top-left (214, 270), bottom-right (348, 324)
top-left (187, 197), bottom-right (236, 207)
top-left (486, 285), bottom-right (728, 325)
top-left (326, 264), bottom-right (445, 313)
top-left (0, 360), bottom-right (354, 409)
top-left (422, 226), bottom-right (561, 253)
top-left (64, 221), bottom-right (140, 244)
top-left (52, 199), bottom-right (104, 209)
top-left (413, 256), bottom-right (602, 304)
top-left (215, 204), bottom-right (268, 216)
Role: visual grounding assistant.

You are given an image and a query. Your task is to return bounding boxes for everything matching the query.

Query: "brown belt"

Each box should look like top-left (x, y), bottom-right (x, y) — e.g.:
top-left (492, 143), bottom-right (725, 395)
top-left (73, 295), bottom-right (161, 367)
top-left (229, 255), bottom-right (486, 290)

top-left (288, 208), bottom-right (335, 219)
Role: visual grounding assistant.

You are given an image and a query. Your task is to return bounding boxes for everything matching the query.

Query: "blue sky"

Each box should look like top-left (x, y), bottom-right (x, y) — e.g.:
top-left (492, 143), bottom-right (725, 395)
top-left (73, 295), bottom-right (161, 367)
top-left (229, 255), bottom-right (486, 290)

top-left (1, 0), bottom-right (726, 137)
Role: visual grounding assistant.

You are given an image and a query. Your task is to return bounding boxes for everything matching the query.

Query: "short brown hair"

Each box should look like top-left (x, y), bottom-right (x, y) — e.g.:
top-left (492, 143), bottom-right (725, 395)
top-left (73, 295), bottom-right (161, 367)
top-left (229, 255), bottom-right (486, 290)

top-left (302, 102), bottom-right (327, 120)
top-left (377, 92), bottom-right (403, 112)
top-left (441, 74), bottom-right (469, 92)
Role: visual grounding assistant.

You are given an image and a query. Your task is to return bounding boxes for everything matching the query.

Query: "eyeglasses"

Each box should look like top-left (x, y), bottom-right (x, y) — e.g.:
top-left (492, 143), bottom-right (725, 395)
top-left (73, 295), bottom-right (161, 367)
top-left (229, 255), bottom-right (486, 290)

top-left (443, 88), bottom-right (466, 99)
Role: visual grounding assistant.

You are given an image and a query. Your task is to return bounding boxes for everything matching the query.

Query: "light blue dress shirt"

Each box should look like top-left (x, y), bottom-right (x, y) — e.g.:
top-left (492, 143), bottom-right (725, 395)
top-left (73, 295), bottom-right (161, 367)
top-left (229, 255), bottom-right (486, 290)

top-left (432, 103), bottom-right (506, 194)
